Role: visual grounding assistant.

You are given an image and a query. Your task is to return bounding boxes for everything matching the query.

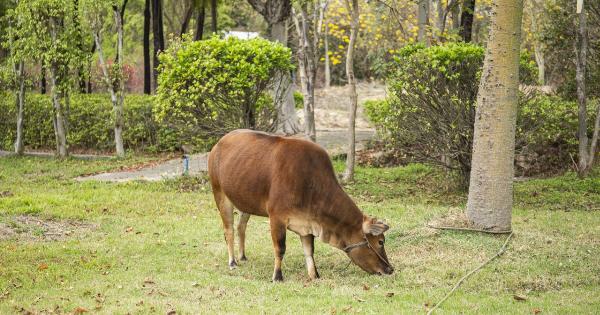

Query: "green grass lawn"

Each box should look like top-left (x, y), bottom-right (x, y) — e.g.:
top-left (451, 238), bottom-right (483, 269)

top-left (0, 156), bottom-right (599, 314)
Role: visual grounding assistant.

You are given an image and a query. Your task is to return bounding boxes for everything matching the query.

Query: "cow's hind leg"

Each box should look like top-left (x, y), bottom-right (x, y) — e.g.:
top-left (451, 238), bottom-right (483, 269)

top-left (269, 218), bottom-right (287, 282)
top-left (237, 212), bottom-right (250, 261)
top-left (214, 191), bottom-right (237, 269)
top-left (301, 234), bottom-right (320, 280)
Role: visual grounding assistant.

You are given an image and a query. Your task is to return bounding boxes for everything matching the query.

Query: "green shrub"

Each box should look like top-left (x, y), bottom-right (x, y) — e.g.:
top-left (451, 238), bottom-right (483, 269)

top-left (0, 93), bottom-right (177, 152)
top-left (293, 91), bottom-right (304, 109)
top-left (371, 43), bottom-right (541, 184)
top-left (155, 35), bottom-right (294, 151)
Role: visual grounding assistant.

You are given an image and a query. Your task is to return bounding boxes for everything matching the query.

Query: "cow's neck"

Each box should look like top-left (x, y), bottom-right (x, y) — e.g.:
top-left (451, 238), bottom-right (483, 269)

top-left (317, 188), bottom-right (365, 250)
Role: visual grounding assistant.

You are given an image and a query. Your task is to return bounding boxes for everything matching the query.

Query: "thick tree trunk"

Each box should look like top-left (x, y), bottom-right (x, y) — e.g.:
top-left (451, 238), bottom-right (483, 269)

top-left (417, 0), bottom-right (430, 45)
top-left (270, 19), bottom-right (301, 135)
top-left (14, 61), bottom-right (25, 155)
top-left (460, 0), bottom-right (475, 42)
top-left (466, 0), bottom-right (523, 232)
top-left (211, 0), bottom-right (217, 33)
top-left (343, 0), bottom-right (359, 182)
top-left (194, 2), bottom-right (206, 40)
top-left (143, 0), bottom-right (151, 94)
top-left (324, 22), bottom-right (331, 88)
top-left (152, 0), bottom-right (165, 92)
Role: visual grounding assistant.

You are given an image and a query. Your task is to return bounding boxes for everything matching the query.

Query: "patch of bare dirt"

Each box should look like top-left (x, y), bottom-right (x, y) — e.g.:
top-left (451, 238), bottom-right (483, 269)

top-left (0, 215), bottom-right (97, 242)
top-left (298, 81), bottom-right (386, 129)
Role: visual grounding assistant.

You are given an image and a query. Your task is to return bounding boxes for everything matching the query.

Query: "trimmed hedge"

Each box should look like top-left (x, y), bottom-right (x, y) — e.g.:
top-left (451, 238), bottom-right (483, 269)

top-left (0, 93), bottom-right (178, 152)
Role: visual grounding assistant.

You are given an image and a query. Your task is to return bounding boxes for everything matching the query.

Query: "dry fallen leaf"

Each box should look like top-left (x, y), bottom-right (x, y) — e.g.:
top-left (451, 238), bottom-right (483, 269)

top-left (532, 308), bottom-right (542, 314)
top-left (355, 297), bottom-right (365, 303)
top-left (37, 263), bottom-right (48, 271)
top-left (342, 306), bottom-right (352, 312)
top-left (166, 310), bottom-right (176, 315)
top-left (514, 294), bottom-right (527, 301)
top-left (386, 292), bottom-right (394, 298)
top-left (72, 306), bottom-right (88, 314)
top-left (143, 277), bottom-right (155, 284)
top-left (125, 227), bottom-right (133, 233)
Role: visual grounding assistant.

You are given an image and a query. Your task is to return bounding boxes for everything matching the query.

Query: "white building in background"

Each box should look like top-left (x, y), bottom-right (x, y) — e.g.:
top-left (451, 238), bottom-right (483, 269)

top-left (224, 31), bottom-right (260, 40)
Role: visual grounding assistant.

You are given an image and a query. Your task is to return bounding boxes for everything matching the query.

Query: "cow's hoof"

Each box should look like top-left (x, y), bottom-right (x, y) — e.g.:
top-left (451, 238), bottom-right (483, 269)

top-left (240, 255), bottom-right (247, 261)
top-left (272, 270), bottom-right (284, 282)
top-left (229, 260), bottom-right (237, 270)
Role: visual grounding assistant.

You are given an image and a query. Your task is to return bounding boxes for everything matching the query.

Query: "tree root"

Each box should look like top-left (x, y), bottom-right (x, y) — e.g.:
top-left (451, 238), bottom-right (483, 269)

top-left (426, 231), bottom-right (514, 314)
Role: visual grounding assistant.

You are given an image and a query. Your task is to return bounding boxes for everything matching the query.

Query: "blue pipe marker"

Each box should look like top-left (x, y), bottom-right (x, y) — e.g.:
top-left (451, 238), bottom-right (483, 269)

top-left (183, 155), bottom-right (189, 175)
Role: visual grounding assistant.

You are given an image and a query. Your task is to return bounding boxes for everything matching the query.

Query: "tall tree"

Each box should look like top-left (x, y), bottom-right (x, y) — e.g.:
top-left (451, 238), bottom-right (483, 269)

top-left (143, 0), bottom-right (151, 94)
top-left (210, 0), bottom-right (217, 33)
top-left (417, 0), bottom-right (430, 45)
top-left (85, 0), bottom-right (128, 157)
top-left (575, 0), bottom-right (599, 177)
top-left (466, 0), bottom-right (524, 232)
top-left (323, 20), bottom-right (331, 88)
top-left (342, 0), bottom-right (358, 181)
top-left (292, 1), bottom-right (328, 142)
top-left (152, 0), bottom-right (165, 92)
top-left (247, 0), bottom-right (301, 134)
top-left (527, 0), bottom-right (546, 84)
top-left (3, 0), bottom-right (26, 155)
top-left (194, 0), bottom-right (206, 40)
top-left (460, 0), bottom-right (475, 42)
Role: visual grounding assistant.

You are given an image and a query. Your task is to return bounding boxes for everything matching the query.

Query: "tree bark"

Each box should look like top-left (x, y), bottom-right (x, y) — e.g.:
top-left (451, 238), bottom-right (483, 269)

top-left (466, 0), bottom-right (524, 232)
top-left (143, 0), bottom-right (151, 94)
top-left (49, 64), bottom-right (68, 158)
top-left (210, 0), bottom-right (217, 33)
top-left (194, 1), bottom-right (206, 40)
top-left (417, 0), bottom-right (430, 45)
top-left (529, 0), bottom-right (545, 84)
top-left (152, 0), bottom-right (165, 92)
top-left (460, 0), bottom-right (475, 42)
top-left (342, 0), bottom-right (359, 182)
top-left (324, 21), bottom-right (331, 88)
top-left (40, 65), bottom-right (47, 94)
top-left (14, 61), bottom-right (25, 155)
top-left (114, 4), bottom-right (126, 156)
top-left (575, 1), bottom-right (598, 177)
top-left (180, 1), bottom-right (194, 37)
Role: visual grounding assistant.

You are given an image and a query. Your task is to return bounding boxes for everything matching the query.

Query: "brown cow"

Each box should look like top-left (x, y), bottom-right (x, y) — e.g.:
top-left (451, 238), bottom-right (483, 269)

top-left (208, 129), bottom-right (393, 281)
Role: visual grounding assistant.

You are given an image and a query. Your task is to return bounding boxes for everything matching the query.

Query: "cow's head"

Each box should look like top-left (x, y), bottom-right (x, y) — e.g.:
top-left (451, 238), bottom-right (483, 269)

top-left (346, 217), bottom-right (394, 275)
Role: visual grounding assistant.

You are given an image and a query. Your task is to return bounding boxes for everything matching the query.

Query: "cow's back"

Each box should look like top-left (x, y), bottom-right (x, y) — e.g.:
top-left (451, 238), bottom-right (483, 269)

top-left (208, 129), bottom-right (338, 217)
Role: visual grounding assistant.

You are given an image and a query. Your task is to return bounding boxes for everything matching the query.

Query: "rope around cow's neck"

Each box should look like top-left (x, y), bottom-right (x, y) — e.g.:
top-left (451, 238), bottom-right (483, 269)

top-left (343, 234), bottom-right (392, 269)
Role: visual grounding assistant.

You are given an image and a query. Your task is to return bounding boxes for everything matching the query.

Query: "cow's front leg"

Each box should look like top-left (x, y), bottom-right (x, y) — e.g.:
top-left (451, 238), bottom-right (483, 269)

top-left (269, 219), bottom-right (287, 282)
top-left (301, 234), bottom-right (320, 280)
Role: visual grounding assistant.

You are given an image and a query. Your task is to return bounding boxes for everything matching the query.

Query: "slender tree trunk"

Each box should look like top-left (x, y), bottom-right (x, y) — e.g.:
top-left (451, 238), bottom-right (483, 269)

top-left (143, 0), bottom-right (151, 94)
top-left (460, 0), bottom-right (475, 42)
top-left (466, 0), bottom-right (524, 232)
top-left (194, 1), bottom-right (206, 40)
top-left (417, 0), bottom-right (430, 45)
top-left (575, 1), bottom-right (598, 177)
top-left (14, 61), bottom-right (25, 155)
top-left (180, 2), bottom-right (194, 37)
top-left (114, 5), bottom-right (126, 156)
top-left (40, 66), bottom-right (47, 94)
top-left (49, 65), bottom-right (68, 158)
top-left (210, 0), bottom-right (217, 33)
top-left (152, 0), bottom-right (165, 92)
top-left (343, 0), bottom-right (359, 181)
top-left (434, 0), bottom-right (444, 41)
top-left (451, 1), bottom-right (460, 30)
top-left (292, 5), bottom-right (317, 142)
top-left (529, 0), bottom-right (545, 84)
top-left (324, 21), bottom-right (331, 88)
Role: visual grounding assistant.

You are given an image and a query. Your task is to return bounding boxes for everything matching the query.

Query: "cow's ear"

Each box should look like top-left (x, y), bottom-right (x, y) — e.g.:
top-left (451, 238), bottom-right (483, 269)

top-left (363, 218), bottom-right (389, 236)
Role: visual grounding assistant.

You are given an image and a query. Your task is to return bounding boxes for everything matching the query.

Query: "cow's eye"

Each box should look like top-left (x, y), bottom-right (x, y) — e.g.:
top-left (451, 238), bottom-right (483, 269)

top-left (378, 240), bottom-right (384, 246)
